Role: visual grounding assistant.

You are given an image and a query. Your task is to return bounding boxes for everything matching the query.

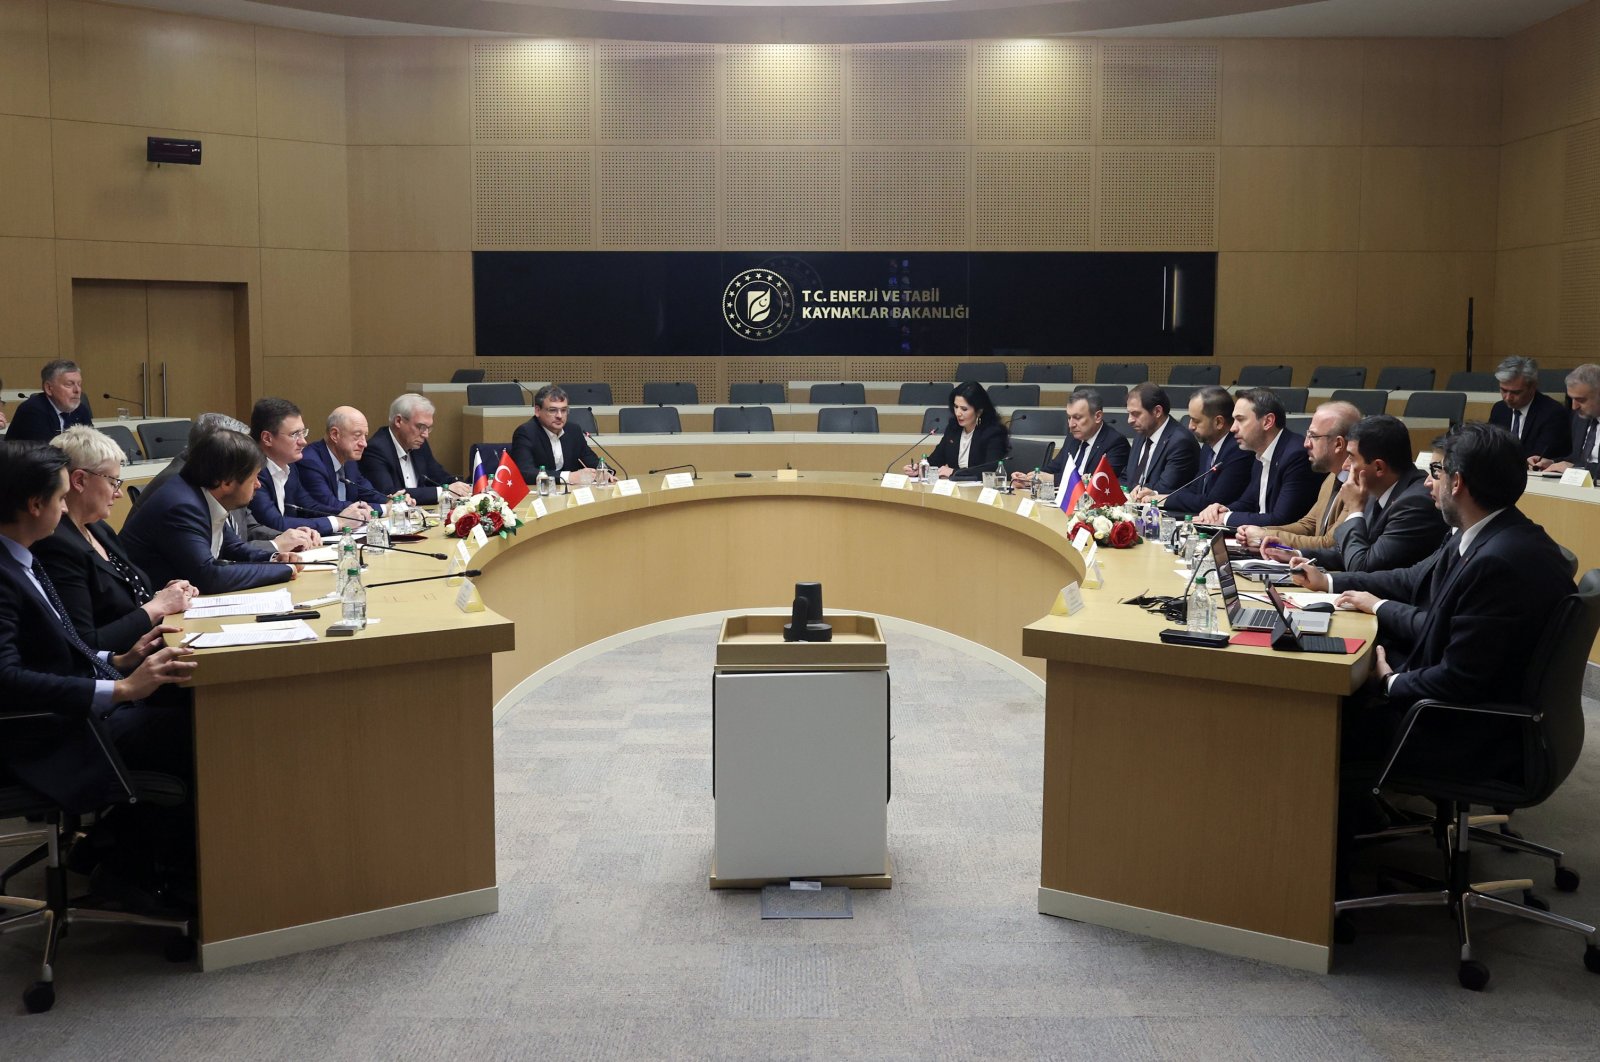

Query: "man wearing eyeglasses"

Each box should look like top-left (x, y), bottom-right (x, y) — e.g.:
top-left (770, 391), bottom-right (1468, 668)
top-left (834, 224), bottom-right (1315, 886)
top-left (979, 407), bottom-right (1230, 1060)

top-left (360, 393), bottom-right (470, 505)
top-left (1488, 356), bottom-right (1571, 463)
top-left (1234, 401), bottom-right (1361, 553)
top-left (1530, 363), bottom-right (1600, 477)
top-left (248, 397), bottom-right (369, 535)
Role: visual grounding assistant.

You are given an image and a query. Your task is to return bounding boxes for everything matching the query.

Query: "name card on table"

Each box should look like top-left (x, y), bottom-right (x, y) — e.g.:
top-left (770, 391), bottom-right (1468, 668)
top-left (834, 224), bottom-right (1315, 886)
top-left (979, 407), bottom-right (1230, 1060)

top-left (931, 479), bottom-right (956, 497)
top-left (1560, 467), bottom-right (1595, 488)
top-left (571, 486), bottom-right (597, 506)
top-left (531, 498), bottom-right (548, 519)
top-left (1050, 581), bottom-right (1086, 617)
top-left (1016, 497), bottom-right (1037, 520)
top-left (455, 539), bottom-right (473, 566)
top-left (470, 523), bottom-right (489, 549)
top-left (455, 576), bottom-right (484, 614)
top-left (976, 487), bottom-right (1001, 507)
top-left (615, 478), bottom-right (642, 497)
top-left (1070, 528), bottom-right (1103, 589)
top-left (663, 472), bottom-right (695, 490)
top-left (880, 472), bottom-right (910, 490)
top-left (776, 468), bottom-right (798, 481)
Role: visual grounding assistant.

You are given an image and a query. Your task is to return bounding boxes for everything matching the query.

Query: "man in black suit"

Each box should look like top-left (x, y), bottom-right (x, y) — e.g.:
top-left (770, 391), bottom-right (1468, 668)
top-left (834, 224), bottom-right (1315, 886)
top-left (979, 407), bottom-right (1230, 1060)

top-left (511, 385), bottom-right (615, 486)
top-left (1488, 355), bottom-right (1572, 462)
top-left (1158, 385), bottom-right (1254, 514)
top-left (1531, 363), bottom-right (1600, 477)
top-left (1279, 415), bottom-right (1448, 574)
top-left (0, 441), bottom-right (196, 814)
top-left (361, 393), bottom-right (470, 505)
top-left (1023, 387), bottom-right (1131, 488)
top-left (1122, 383), bottom-right (1198, 497)
top-left (1197, 387), bottom-right (1321, 529)
top-left (5, 360), bottom-right (95, 443)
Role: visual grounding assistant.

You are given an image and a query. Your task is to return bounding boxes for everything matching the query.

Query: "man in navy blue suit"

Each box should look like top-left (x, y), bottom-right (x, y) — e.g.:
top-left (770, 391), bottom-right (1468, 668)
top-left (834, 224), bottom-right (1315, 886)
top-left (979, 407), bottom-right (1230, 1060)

top-left (1531, 363), bottom-right (1600, 478)
top-left (1019, 387), bottom-right (1131, 489)
top-left (1122, 383), bottom-right (1199, 497)
top-left (297, 406), bottom-right (397, 514)
top-left (1158, 386), bottom-right (1254, 514)
top-left (360, 393), bottom-right (470, 506)
top-left (248, 397), bottom-right (369, 534)
top-left (4, 360), bottom-right (95, 443)
top-left (121, 430), bottom-right (298, 595)
top-left (1488, 356), bottom-right (1572, 463)
top-left (1196, 387), bottom-right (1321, 528)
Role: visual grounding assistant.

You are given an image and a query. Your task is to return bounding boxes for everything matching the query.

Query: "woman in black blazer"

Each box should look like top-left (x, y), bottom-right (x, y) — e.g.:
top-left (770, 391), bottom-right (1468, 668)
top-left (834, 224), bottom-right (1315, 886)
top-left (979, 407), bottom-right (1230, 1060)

top-left (33, 427), bottom-right (196, 654)
top-left (906, 381), bottom-right (1011, 481)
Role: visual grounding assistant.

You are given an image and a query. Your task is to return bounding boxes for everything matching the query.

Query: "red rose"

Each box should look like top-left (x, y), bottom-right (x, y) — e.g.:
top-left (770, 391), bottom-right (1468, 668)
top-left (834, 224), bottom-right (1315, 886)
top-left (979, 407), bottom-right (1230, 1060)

top-left (1108, 521), bottom-right (1138, 549)
top-left (453, 512), bottom-right (479, 536)
top-left (1068, 520), bottom-right (1093, 541)
top-left (486, 511), bottom-right (504, 533)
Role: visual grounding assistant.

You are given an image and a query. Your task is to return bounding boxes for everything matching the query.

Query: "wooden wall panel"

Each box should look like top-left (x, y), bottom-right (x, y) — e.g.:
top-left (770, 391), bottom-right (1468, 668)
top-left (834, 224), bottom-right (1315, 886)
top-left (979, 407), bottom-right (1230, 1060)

top-left (260, 248), bottom-right (351, 359)
top-left (0, 0), bottom-right (50, 118)
top-left (1356, 252), bottom-right (1495, 359)
top-left (264, 354), bottom-right (468, 437)
top-left (346, 37), bottom-right (470, 146)
top-left (1361, 39), bottom-right (1502, 147)
top-left (350, 251), bottom-right (473, 357)
top-left (0, 115), bottom-right (53, 237)
top-left (256, 27), bottom-right (347, 145)
top-left (52, 121), bottom-right (260, 247)
top-left (1502, 12), bottom-right (1574, 143)
top-left (1217, 146), bottom-right (1360, 251)
top-left (348, 146), bottom-right (472, 251)
top-left (1360, 147), bottom-right (1500, 251)
top-left (258, 139), bottom-right (349, 251)
top-left (46, 0), bottom-right (256, 135)
top-left (0, 236), bottom-right (58, 355)
top-left (1498, 131), bottom-right (1565, 250)
top-left (1494, 244), bottom-right (1562, 354)
top-left (1218, 39), bottom-right (1362, 147)
top-left (1214, 252), bottom-right (1358, 361)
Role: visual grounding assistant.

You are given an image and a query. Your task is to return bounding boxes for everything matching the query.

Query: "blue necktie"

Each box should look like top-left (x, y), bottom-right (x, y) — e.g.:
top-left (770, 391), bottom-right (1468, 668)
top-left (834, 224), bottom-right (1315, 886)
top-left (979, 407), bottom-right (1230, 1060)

top-left (32, 559), bottom-right (123, 682)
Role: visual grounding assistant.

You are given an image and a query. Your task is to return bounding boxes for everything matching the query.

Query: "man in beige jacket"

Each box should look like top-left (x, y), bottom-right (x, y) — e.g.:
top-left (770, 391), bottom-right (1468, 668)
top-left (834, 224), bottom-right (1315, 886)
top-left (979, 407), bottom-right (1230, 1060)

top-left (1234, 401), bottom-right (1361, 553)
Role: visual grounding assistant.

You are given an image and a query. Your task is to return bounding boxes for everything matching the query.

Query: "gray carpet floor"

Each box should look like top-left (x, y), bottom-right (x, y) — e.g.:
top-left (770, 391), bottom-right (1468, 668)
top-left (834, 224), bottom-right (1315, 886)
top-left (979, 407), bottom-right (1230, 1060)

top-left (3, 622), bottom-right (1600, 1059)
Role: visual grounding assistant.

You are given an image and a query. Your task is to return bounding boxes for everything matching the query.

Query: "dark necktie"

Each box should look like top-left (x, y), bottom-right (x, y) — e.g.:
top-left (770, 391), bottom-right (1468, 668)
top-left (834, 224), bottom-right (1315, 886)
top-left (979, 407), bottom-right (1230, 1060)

top-left (1583, 418), bottom-right (1597, 464)
top-left (1510, 408), bottom-right (1521, 438)
top-left (31, 559), bottom-right (123, 682)
top-left (335, 466), bottom-right (347, 502)
top-left (1134, 439), bottom-right (1152, 486)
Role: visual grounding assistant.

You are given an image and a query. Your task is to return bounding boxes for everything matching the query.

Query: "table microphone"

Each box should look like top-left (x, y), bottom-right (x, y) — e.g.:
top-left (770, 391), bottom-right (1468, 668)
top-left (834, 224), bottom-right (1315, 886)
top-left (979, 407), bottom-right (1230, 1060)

top-left (365, 569), bottom-right (481, 589)
top-left (102, 391), bottom-right (147, 413)
top-left (883, 426), bottom-right (940, 473)
top-left (1155, 463), bottom-right (1220, 509)
top-left (648, 463), bottom-right (699, 479)
top-left (360, 542), bottom-right (450, 561)
top-left (286, 502), bottom-right (369, 527)
top-left (511, 379), bottom-right (537, 402)
top-left (584, 431), bottom-right (629, 479)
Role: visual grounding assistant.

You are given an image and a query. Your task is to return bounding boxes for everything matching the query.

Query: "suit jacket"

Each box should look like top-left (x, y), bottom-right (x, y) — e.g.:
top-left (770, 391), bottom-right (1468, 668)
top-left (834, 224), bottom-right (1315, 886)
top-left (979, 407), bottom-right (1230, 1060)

top-left (1563, 414), bottom-right (1600, 475)
top-left (1163, 434), bottom-right (1254, 515)
top-left (1339, 537), bottom-right (1451, 661)
top-left (511, 419), bottom-right (599, 483)
top-left (925, 420), bottom-right (1008, 480)
top-left (1262, 471), bottom-right (1351, 550)
top-left (32, 518), bottom-right (157, 655)
top-left (119, 476), bottom-right (289, 594)
top-left (1489, 391), bottom-right (1571, 461)
top-left (1306, 466), bottom-right (1447, 573)
top-left (1126, 417), bottom-right (1199, 494)
top-left (250, 460), bottom-right (336, 533)
top-left (3, 392), bottom-right (94, 443)
top-left (298, 439), bottom-right (388, 510)
top-left (135, 452), bottom-right (275, 541)
top-left (1222, 430), bottom-right (1322, 528)
top-left (359, 427), bottom-right (459, 505)
top-left (1043, 425), bottom-right (1130, 485)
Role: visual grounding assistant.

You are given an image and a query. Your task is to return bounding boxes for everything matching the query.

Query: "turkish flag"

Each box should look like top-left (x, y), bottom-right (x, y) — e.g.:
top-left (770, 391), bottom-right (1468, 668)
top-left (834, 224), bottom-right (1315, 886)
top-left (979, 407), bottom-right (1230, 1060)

top-left (1085, 455), bottom-right (1126, 506)
top-left (489, 451), bottom-right (529, 508)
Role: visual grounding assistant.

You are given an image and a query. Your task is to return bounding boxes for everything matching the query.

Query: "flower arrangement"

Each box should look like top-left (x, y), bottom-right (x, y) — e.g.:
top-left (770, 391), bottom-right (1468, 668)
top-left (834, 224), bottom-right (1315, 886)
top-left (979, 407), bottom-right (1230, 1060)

top-left (445, 492), bottom-right (521, 540)
top-left (1068, 503), bottom-right (1142, 549)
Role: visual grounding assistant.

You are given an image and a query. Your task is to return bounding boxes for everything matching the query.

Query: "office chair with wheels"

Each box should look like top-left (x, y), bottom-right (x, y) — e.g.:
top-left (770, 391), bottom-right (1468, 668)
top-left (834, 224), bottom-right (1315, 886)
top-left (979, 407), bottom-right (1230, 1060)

top-left (817, 407), bottom-right (879, 433)
top-left (1334, 570), bottom-right (1600, 991)
top-left (1330, 389), bottom-right (1389, 416)
top-left (465, 383), bottom-right (525, 407)
top-left (1285, 414), bottom-right (1312, 436)
top-left (567, 407), bottom-right (599, 436)
top-left (1539, 368), bottom-right (1569, 394)
top-left (1272, 387), bottom-right (1309, 414)
top-left (954, 361), bottom-right (1007, 382)
top-left (1095, 362), bottom-right (1148, 385)
top-left (1376, 367), bottom-right (1435, 391)
top-left (136, 422), bottom-right (189, 461)
top-left (1310, 365), bottom-right (1367, 389)
top-left (1237, 365), bottom-right (1293, 387)
top-left (1402, 391), bottom-right (1468, 427)
top-left (1446, 371), bottom-right (1498, 392)
top-left (642, 381), bottom-right (697, 405)
top-left (1100, 411), bottom-right (1135, 441)
top-left (561, 382), bottom-right (613, 406)
top-left (711, 407), bottom-right (774, 433)
top-left (1163, 385), bottom-right (1198, 414)
top-left (125, 484), bottom-right (141, 505)
top-left (1089, 384), bottom-right (1128, 409)
top-left (1021, 364), bottom-right (1074, 383)
top-left (617, 406), bottom-right (681, 434)
top-left (1005, 437), bottom-right (1056, 475)
top-left (920, 408), bottom-right (951, 434)
top-left (809, 383), bottom-right (866, 404)
top-left (100, 424), bottom-right (144, 464)
top-left (1008, 408), bottom-right (1067, 438)
top-left (1166, 364), bottom-right (1219, 386)
top-left (728, 382), bottom-right (785, 404)
top-left (898, 382), bottom-right (950, 406)
top-left (989, 384), bottom-right (1040, 407)
top-left (449, 369), bottom-right (486, 383)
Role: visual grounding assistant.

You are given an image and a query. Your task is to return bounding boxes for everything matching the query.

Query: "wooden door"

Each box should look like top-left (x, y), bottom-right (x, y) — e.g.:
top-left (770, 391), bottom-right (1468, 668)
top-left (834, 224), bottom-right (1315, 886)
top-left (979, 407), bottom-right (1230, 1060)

top-left (71, 280), bottom-right (151, 416)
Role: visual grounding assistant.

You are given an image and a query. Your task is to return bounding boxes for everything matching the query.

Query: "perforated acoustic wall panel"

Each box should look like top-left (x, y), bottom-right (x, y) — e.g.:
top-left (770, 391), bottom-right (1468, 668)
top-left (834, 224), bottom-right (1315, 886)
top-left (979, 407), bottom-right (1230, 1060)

top-left (1101, 43), bottom-right (1219, 143)
top-left (596, 42), bottom-right (717, 142)
top-left (849, 150), bottom-right (969, 249)
top-left (472, 40), bottom-right (592, 141)
top-left (973, 40), bottom-right (1094, 142)
top-left (1565, 122), bottom-right (1600, 242)
top-left (725, 45), bottom-right (844, 142)
top-left (1100, 150), bottom-right (1217, 249)
top-left (598, 358), bottom-right (723, 404)
top-left (725, 150), bottom-right (845, 249)
top-left (1559, 242), bottom-right (1600, 353)
top-left (975, 151), bottom-right (1093, 249)
top-left (849, 44), bottom-right (969, 142)
top-left (597, 149), bottom-right (718, 248)
top-left (474, 150), bottom-right (592, 247)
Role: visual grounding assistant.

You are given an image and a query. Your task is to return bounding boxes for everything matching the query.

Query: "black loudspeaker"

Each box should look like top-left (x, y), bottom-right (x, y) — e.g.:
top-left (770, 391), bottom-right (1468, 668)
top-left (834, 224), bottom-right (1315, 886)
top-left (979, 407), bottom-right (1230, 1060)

top-left (782, 581), bottom-right (833, 643)
top-left (147, 137), bottom-right (202, 165)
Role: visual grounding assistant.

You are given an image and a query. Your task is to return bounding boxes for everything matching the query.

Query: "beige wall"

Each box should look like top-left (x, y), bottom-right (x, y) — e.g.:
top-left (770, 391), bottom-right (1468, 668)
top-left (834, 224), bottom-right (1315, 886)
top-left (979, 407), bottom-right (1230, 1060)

top-left (0, 0), bottom-right (1589, 419)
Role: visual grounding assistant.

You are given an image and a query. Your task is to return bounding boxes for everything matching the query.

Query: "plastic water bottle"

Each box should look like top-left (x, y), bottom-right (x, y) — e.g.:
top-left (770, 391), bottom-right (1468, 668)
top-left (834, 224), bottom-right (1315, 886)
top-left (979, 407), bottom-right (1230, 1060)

top-left (595, 457), bottom-right (609, 485)
top-left (1030, 469), bottom-right (1041, 500)
top-left (995, 458), bottom-right (1007, 492)
top-left (1181, 516), bottom-right (1197, 565)
top-left (367, 507), bottom-right (390, 549)
top-left (918, 455), bottom-right (931, 485)
top-left (1159, 509), bottom-right (1176, 551)
top-left (337, 528), bottom-right (357, 594)
top-left (1190, 533), bottom-right (1211, 575)
top-left (341, 565), bottom-right (367, 627)
top-left (1187, 572), bottom-right (1216, 634)
top-left (536, 465), bottom-right (551, 497)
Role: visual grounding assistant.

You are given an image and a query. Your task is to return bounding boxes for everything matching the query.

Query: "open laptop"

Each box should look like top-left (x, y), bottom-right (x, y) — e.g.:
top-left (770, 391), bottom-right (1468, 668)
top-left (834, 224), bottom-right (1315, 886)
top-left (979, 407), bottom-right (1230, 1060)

top-left (1209, 535), bottom-right (1331, 634)
top-left (1261, 581), bottom-right (1347, 654)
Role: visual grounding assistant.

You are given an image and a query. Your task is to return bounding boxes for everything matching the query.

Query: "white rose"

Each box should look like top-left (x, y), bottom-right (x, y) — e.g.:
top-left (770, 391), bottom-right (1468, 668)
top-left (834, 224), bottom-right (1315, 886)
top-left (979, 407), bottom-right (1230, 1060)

top-left (1092, 515), bottom-right (1113, 537)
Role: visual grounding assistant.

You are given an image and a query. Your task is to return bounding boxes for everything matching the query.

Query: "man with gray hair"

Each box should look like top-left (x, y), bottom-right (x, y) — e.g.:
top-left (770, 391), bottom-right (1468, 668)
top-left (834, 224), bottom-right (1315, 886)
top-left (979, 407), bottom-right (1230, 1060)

top-left (1488, 355), bottom-right (1571, 461)
top-left (1532, 363), bottom-right (1600, 476)
top-left (299, 405), bottom-right (403, 512)
top-left (5, 359), bottom-right (94, 442)
top-left (360, 393), bottom-right (469, 505)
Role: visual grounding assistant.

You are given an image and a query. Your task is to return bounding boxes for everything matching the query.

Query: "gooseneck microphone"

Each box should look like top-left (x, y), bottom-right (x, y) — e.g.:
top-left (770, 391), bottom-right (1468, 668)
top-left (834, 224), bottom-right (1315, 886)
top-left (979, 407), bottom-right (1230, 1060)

top-left (883, 426), bottom-right (941, 473)
top-left (511, 379), bottom-right (537, 402)
top-left (102, 392), bottom-right (147, 413)
top-left (583, 431), bottom-right (629, 479)
top-left (286, 502), bottom-right (369, 527)
top-left (365, 570), bottom-right (481, 590)
top-left (1154, 462), bottom-right (1221, 509)
top-left (648, 463), bottom-right (700, 479)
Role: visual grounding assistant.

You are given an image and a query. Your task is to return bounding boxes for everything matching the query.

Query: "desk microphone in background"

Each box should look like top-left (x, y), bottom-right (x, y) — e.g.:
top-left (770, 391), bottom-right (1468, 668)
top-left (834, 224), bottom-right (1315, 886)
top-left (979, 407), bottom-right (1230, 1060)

top-left (584, 431), bottom-right (629, 479)
top-left (1154, 463), bottom-right (1220, 509)
top-left (359, 542), bottom-right (450, 561)
top-left (102, 392), bottom-right (146, 414)
top-left (511, 379), bottom-right (537, 402)
top-left (366, 569), bottom-right (481, 590)
top-left (883, 426), bottom-right (941, 473)
top-left (648, 463), bottom-right (699, 480)
top-left (286, 502), bottom-right (370, 527)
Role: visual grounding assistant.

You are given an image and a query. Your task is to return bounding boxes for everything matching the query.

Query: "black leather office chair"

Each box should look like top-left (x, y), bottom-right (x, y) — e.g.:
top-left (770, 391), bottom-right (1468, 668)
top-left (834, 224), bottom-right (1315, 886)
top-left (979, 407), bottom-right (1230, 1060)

top-left (1088, 384), bottom-right (1128, 409)
top-left (1376, 366), bottom-right (1436, 391)
top-left (809, 383), bottom-right (866, 404)
top-left (728, 382), bottom-right (785, 404)
top-left (1447, 371), bottom-right (1498, 393)
top-left (1330, 388), bottom-right (1389, 416)
top-left (1008, 408), bottom-right (1067, 438)
top-left (450, 368), bottom-right (486, 383)
top-left (125, 484), bottom-right (141, 504)
top-left (136, 421), bottom-right (189, 461)
top-left (1100, 411), bottom-right (1135, 441)
top-left (466, 383), bottom-right (525, 407)
top-left (618, 406), bottom-right (681, 434)
top-left (1167, 364), bottom-right (1220, 386)
top-left (1022, 364), bottom-right (1074, 384)
top-left (1095, 362), bottom-right (1148, 385)
top-left (1163, 385), bottom-right (1198, 415)
top-left (1335, 570), bottom-right (1600, 990)
top-left (100, 424), bottom-right (143, 464)
top-left (817, 407), bottom-right (878, 433)
top-left (990, 384), bottom-right (1040, 407)
top-left (0, 709), bottom-right (193, 1012)
top-left (642, 381), bottom-right (697, 405)
top-left (562, 382), bottom-right (613, 406)
top-left (1310, 365), bottom-right (1367, 389)
top-left (1285, 414), bottom-right (1312, 436)
top-left (1272, 387), bottom-right (1309, 414)
top-left (1539, 368), bottom-right (1569, 394)
top-left (711, 406), bottom-right (774, 433)
top-left (567, 407), bottom-right (599, 436)
top-left (954, 361), bottom-right (1007, 383)
top-left (1403, 391), bottom-right (1468, 427)
top-left (1237, 365), bottom-right (1293, 387)
top-left (898, 382), bottom-right (950, 406)
top-left (1006, 437), bottom-right (1056, 475)
top-left (920, 407), bottom-right (951, 434)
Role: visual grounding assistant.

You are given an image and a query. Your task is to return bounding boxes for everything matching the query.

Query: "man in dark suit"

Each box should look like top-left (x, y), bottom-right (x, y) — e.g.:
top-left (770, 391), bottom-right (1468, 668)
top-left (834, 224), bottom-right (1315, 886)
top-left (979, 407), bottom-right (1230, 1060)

top-left (121, 430), bottom-right (298, 595)
top-left (361, 393), bottom-right (470, 505)
top-left (511, 385), bottom-right (613, 486)
top-left (1286, 415), bottom-right (1448, 573)
top-left (1122, 383), bottom-right (1198, 497)
top-left (298, 406), bottom-right (394, 513)
top-left (1531, 363), bottom-right (1600, 477)
top-left (1027, 387), bottom-right (1131, 488)
top-left (1159, 386), bottom-right (1254, 514)
top-left (1488, 356), bottom-right (1572, 462)
top-left (4, 360), bottom-right (95, 443)
top-left (0, 440), bottom-right (195, 814)
top-left (1197, 387), bottom-right (1321, 528)
top-left (249, 397), bottom-right (369, 534)
top-left (1234, 400), bottom-right (1362, 553)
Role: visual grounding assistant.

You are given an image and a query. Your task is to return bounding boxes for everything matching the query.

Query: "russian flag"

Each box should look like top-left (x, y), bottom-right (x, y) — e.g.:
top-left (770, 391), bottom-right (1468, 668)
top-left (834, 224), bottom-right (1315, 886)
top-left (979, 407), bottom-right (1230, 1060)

top-left (471, 449), bottom-right (488, 494)
top-left (1058, 466), bottom-right (1087, 514)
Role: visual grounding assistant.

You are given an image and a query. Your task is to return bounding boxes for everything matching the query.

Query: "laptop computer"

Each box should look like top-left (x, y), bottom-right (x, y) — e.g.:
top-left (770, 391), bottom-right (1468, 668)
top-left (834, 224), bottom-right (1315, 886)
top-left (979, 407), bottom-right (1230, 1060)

top-left (1209, 535), bottom-right (1332, 634)
top-left (1261, 581), bottom-right (1347, 654)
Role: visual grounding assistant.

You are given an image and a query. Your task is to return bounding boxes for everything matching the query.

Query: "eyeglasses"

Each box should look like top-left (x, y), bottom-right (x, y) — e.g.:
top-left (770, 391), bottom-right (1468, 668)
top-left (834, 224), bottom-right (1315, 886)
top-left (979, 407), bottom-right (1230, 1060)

top-left (86, 469), bottom-right (124, 490)
top-left (1427, 462), bottom-right (1445, 478)
top-left (1303, 431), bottom-right (1342, 442)
top-left (280, 428), bottom-right (309, 441)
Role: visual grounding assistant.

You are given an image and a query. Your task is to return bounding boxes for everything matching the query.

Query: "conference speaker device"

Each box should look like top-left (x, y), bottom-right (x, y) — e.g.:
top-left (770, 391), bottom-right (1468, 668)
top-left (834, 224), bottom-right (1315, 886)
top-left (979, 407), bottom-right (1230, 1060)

top-left (782, 581), bottom-right (833, 643)
top-left (147, 137), bottom-right (202, 165)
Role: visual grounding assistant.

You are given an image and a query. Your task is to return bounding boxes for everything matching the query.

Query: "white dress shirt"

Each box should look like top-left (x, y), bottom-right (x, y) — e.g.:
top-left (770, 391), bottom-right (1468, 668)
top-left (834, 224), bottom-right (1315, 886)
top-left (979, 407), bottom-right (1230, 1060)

top-left (1255, 430), bottom-right (1282, 512)
top-left (1077, 427), bottom-right (1103, 475)
top-left (1134, 418), bottom-right (1169, 486)
top-left (957, 429), bottom-right (974, 469)
top-left (545, 427), bottom-right (570, 482)
top-left (269, 460), bottom-right (338, 533)
top-left (391, 431), bottom-right (419, 489)
top-left (205, 489), bottom-right (229, 558)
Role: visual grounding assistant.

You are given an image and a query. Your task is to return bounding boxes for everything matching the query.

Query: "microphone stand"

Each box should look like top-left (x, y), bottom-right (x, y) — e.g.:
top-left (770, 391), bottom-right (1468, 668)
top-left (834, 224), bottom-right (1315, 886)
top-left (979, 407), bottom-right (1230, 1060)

top-left (584, 431), bottom-right (629, 479)
top-left (366, 570), bottom-right (481, 589)
top-left (648, 463), bottom-right (699, 479)
top-left (884, 427), bottom-right (940, 473)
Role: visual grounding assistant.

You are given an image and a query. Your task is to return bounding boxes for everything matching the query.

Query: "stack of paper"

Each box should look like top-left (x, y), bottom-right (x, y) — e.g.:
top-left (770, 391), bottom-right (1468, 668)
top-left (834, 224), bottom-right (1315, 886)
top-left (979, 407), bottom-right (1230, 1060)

top-left (184, 619), bottom-right (318, 649)
top-left (184, 589), bottom-right (295, 619)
